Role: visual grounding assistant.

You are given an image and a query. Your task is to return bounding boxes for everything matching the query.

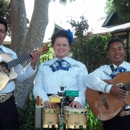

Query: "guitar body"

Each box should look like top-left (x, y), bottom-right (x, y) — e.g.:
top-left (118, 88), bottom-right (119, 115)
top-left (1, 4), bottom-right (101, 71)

top-left (0, 53), bottom-right (17, 91)
top-left (86, 72), bottom-right (130, 121)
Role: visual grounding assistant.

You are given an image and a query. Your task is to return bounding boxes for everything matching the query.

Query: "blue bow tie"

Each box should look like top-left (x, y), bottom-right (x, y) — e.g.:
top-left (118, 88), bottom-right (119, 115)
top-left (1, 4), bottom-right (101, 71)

top-left (50, 59), bottom-right (71, 72)
top-left (110, 66), bottom-right (128, 79)
top-left (0, 48), bottom-right (3, 53)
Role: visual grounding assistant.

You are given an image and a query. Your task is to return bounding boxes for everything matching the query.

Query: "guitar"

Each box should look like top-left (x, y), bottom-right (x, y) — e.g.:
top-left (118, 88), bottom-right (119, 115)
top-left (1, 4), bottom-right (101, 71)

top-left (0, 45), bottom-right (49, 91)
top-left (86, 72), bottom-right (130, 121)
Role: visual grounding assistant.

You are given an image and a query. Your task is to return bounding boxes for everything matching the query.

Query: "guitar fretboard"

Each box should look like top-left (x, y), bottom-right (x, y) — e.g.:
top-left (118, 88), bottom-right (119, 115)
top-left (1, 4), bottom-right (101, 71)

top-left (7, 53), bottom-right (31, 69)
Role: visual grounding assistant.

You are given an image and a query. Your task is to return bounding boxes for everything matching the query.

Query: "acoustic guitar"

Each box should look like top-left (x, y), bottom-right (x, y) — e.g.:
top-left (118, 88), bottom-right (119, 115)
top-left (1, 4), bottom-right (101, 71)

top-left (0, 45), bottom-right (49, 91)
top-left (86, 72), bottom-right (130, 121)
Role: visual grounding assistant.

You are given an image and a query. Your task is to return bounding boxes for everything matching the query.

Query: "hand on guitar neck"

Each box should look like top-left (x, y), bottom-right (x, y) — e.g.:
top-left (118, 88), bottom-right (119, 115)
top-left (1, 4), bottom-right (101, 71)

top-left (30, 50), bottom-right (41, 68)
top-left (30, 44), bottom-right (49, 68)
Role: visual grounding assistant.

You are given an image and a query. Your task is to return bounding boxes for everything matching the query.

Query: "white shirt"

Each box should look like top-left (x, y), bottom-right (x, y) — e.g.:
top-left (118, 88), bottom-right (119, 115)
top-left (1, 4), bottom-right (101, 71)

top-left (86, 61), bottom-right (130, 93)
top-left (0, 45), bottom-right (37, 94)
top-left (33, 56), bottom-right (88, 106)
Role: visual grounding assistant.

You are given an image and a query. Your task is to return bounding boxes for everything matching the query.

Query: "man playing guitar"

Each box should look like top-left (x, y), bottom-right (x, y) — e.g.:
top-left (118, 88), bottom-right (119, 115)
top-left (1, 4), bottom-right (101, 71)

top-left (86, 38), bottom-right (130, 130)
top-left (0, 17), bottom-right (40, 130)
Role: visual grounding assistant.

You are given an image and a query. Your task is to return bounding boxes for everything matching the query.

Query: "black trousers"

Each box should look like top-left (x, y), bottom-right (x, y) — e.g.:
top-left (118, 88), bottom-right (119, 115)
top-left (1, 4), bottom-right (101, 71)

top-left (102, 115), bottom-right (130, 130)
top-left (0, 95), bottom-right (19, 130)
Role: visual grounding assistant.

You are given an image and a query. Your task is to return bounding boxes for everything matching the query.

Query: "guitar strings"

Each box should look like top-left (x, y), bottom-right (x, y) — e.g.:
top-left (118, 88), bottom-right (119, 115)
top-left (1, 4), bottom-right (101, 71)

top-left (124, 82), bottom-right (130, 91)
top-left (8, 53), bottom-right (31, 69)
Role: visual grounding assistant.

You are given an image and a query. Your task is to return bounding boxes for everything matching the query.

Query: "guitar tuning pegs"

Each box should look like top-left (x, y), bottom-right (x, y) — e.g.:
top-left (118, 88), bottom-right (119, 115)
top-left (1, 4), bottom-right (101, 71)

top-left (37, 44), bottom-right (49, 54)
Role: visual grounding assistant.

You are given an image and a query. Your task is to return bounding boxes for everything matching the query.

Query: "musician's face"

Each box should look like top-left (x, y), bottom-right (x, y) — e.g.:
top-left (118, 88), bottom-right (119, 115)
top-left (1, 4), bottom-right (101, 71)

top-left (53, 37), bottom-right (70, 59)
top-left (107, 41), bottom-right (126, 66)
top-left (0, 24), bottom-right (6, 45)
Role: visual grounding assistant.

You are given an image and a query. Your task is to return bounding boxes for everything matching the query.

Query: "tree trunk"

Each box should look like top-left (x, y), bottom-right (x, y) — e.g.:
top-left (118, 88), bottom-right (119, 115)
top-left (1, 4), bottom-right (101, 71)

top-left (10, 0), bottom-right (50, 109)
top-left (10, 0), bottom-right (27, 54)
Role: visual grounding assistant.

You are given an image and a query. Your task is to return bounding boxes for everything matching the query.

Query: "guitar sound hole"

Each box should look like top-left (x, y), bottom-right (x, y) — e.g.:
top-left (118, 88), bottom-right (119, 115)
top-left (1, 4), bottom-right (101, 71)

top-left (0, 61), bottom-right (10, 73)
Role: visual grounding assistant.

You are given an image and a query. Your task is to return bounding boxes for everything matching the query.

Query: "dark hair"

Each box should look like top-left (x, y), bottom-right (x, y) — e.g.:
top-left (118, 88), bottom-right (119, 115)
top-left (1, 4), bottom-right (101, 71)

top-left (0, 17), bottom-right (7, 32)
top-left (51, 30), bottom-right (71, 46)
top-left (107, 38), bottom-right (124, 50)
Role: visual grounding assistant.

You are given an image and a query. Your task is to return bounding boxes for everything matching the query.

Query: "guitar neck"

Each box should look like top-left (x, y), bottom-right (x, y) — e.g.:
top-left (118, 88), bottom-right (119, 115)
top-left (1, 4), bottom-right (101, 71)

top-left (7, 53), bottom-right (32, 69)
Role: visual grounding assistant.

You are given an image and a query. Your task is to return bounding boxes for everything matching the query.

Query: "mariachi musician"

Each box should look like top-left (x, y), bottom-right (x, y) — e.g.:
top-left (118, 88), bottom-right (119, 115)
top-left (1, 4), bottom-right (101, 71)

top-left (0, 17), bottom-right (40, 130)
top-left (86, 38), bottom-right (130, 130)
top-left (33, 29), bottom-right (88, 130)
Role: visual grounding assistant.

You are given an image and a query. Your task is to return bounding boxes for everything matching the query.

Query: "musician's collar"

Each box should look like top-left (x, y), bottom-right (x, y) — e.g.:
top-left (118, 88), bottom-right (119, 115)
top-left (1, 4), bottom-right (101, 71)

top-left (112, 61), bottom-right (125, 68)
top-left (55, 56), bottom-right (69, 61)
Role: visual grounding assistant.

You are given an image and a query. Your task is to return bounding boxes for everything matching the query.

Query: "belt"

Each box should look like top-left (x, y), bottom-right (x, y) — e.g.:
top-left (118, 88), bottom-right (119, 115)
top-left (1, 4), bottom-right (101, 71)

top-left (119, 109), bottom-right (130, 117)
top-left (0, 92), bottom-right (13, 103)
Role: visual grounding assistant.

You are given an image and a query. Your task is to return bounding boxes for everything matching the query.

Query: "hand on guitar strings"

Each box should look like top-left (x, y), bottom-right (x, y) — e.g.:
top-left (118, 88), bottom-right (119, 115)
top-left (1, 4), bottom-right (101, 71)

top-left (110, 85), bottom-right (127, 99)
top-left (0, 65), bottom-right (9, 75)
